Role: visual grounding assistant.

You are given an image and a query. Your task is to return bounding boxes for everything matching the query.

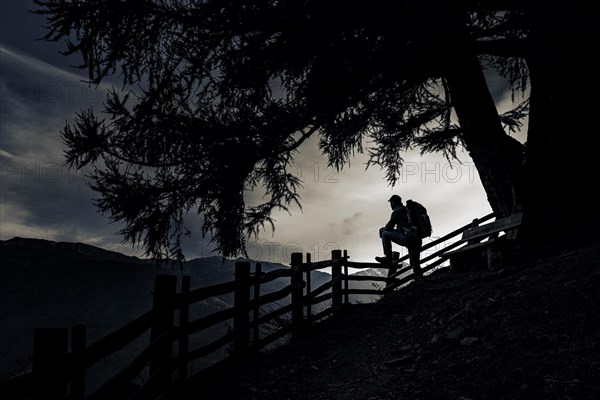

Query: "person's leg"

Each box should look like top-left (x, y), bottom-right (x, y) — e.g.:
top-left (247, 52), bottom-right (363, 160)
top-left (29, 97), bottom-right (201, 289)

top-left (385, 231), bottom-right (424, 280)
top-left (380, 230), bottom-right (410, 261)
top-left (380, 230), bottom-right (394, 261)
top-left (379, 230), bottom-right (424, 280)
top-left (408, 240), bottom-right (423, 281)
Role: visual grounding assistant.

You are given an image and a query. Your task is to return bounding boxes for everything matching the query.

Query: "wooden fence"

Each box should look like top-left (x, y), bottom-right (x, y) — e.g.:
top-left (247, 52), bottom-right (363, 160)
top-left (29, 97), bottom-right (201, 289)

top-left (0, 212), bottom-right (495, 400)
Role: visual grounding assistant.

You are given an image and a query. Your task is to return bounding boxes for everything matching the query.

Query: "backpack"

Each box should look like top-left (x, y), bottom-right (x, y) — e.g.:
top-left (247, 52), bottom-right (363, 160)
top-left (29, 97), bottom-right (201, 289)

top-left (406, 199), bottom-right (432, 239)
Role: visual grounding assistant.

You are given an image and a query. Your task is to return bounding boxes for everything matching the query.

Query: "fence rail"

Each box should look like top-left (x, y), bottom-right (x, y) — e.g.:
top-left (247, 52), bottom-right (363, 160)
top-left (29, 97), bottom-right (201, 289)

top-left (0, 212), bottom-right (495, 400)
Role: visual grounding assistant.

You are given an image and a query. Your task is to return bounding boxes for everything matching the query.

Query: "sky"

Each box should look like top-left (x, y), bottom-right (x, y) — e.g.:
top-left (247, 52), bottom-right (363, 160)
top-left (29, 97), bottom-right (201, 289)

top-left (0, 1), bottom-right (527, 266)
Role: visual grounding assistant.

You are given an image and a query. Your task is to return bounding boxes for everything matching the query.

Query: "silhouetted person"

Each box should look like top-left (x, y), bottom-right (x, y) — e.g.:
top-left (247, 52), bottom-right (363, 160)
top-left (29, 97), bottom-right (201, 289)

top-left (376, 195), bottom-right (424, 281)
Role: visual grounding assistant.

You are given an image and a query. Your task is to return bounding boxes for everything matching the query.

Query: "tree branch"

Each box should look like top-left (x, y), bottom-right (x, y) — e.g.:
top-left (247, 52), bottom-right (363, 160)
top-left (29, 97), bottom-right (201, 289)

top-left (474, 38), bottom-right (528, 58)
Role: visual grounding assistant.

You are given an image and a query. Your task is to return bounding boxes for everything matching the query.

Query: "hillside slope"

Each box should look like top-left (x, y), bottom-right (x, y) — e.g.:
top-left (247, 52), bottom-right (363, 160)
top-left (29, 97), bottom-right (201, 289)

top-left (0, 237), bottom-right (333, 393)
top-left (191, 240), bottom-right (600, 400)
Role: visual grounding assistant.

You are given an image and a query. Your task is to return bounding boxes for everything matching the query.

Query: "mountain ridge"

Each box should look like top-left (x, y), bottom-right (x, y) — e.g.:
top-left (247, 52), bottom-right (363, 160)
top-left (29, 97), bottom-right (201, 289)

top-left (0, 236), bottom-right (331, 394)
top-left (2, 236), bottom-right (144, 263)
top-left (0, 236), bottom-right (407, 396)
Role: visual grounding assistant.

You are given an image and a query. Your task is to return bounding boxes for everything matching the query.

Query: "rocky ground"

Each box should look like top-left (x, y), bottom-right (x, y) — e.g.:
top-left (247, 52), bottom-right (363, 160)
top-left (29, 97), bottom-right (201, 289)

top-left (188, 238), bottom-right (600, 400)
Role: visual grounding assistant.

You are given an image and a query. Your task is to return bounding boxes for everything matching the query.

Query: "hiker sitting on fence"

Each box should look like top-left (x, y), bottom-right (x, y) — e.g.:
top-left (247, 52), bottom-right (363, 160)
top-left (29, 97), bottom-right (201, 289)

top-left (375, 195), bottom-right (423, 281)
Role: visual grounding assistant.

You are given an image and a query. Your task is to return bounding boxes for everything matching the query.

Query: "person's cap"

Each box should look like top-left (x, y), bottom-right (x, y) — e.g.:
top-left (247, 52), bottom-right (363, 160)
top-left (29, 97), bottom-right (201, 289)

top-left (388, 195), bottom-right (402, 203)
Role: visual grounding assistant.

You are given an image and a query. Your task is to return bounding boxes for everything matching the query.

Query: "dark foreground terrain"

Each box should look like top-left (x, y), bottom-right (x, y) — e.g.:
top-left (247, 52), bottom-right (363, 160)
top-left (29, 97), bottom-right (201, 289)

top-left (190, 239), bottom-right (600, 400)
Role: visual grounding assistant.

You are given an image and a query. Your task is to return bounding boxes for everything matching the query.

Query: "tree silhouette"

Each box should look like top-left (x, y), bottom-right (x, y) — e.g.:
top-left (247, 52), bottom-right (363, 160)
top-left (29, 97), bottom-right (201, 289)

top-left (34, 0), bottom-right (598, 259)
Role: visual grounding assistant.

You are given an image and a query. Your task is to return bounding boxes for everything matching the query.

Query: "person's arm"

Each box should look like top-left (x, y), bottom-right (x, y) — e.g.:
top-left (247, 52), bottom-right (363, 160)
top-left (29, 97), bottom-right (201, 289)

top-left (386, 207), bottom-right (411, 231)
top-left (384, 210), bottom-right (398, 231)
top-left (397, 207), bottom-right (410, 229)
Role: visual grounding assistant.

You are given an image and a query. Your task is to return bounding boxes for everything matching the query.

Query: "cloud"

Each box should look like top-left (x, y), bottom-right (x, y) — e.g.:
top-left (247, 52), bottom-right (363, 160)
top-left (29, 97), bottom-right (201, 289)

top-left (0, 44), bottom-right (136, 254)
top-left (0, 149), bottom-right (15, 159)
top-left (341, 212), bottom-right (363, 236)
top-left (0, 45), bottom-right (89, 83)
top-left (0, 20), bottom-right (518, 267)
top-left (241, 132), bottom-right (494, 265)
top-left (0, 46), bottom-right (107, 121)
top-left (0, 44), bottom-right (496, 267)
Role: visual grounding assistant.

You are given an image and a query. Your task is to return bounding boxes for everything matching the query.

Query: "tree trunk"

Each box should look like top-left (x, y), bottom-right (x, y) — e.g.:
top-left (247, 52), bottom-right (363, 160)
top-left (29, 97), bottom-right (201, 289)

top-left (521, 2), bottom-right (600, 249)
top-left (445, 54), bottom-right (525, 219)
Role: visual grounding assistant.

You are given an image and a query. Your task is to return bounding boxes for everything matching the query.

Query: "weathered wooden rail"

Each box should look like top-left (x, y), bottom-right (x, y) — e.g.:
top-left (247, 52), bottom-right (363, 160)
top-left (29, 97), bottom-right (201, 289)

top-left (1, 211), bottom-right (505, 400)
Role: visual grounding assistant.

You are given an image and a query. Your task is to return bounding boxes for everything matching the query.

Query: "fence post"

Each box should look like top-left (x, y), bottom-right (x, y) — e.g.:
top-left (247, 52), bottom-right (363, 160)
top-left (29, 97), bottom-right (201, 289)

top-left (178, 275), bottom-right (191, 382)
top-left (343, 250), bottom-right (349, 305)
top-left (150, 275), bottom-right (177, 382)
top-left (467, 218), bottom-right (481, 245)
top-left (290, 252), bottom-right (304, 331)
top-left (252, 262), bottom-right (262, 346)
top-left (385, 251), bottom-right (401, 290)
top-left (32, 327), bottom-right (68, 400)
top-left (305, 252), bottom-right (312, 328)
top-left (331, 249), bottom-right (343, 308)
top-left (233, 261), bottom-right (251, 355)
top-left (71, 324), bottom-right (86, 400)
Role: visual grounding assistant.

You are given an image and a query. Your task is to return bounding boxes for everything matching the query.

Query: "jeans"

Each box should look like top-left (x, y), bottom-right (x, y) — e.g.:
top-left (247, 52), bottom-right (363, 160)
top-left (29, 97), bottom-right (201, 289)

top-left (381, 229), bottom-right (423, 279)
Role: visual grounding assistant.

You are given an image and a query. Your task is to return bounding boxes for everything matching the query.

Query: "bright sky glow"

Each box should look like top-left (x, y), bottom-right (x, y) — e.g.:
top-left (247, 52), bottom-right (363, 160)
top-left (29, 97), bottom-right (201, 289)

top-left (0, 1), bottom-right (527, 267)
